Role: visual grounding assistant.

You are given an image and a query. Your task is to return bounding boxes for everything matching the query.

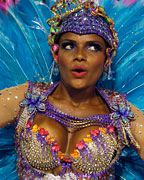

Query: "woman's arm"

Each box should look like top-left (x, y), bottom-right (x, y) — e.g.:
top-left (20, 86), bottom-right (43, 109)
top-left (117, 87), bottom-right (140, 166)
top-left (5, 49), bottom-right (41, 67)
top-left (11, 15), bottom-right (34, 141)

top-left (0, 82), bottom-right (28, 128)
top-left (128, 102), bottom-right (144, 160)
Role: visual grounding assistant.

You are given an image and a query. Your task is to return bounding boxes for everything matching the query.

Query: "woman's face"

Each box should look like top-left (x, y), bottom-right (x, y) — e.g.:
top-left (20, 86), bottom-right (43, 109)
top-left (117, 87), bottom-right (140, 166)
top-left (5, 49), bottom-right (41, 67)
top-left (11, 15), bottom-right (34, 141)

top-left (57, 32), bottom-right (106, 89)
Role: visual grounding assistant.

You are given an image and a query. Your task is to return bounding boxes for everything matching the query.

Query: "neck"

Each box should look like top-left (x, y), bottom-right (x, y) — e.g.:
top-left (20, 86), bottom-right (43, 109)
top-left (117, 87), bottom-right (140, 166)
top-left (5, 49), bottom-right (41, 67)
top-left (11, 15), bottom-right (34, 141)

top-left (55, 81), bottom-right (97, 107)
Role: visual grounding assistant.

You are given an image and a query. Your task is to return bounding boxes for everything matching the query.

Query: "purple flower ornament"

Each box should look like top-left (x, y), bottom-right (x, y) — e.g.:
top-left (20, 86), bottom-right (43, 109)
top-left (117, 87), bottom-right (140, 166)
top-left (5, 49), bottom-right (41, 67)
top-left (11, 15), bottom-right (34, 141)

top-left (111, 103), bottom-right (134, 123)
top-left (20, 91), bottom-right (47, 114)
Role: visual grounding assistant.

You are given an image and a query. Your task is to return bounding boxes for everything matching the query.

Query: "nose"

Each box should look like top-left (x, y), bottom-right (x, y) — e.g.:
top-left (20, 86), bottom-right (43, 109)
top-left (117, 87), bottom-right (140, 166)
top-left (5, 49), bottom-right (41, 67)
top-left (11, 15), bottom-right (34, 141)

top-left (74, 47), bottom-right (86, 62)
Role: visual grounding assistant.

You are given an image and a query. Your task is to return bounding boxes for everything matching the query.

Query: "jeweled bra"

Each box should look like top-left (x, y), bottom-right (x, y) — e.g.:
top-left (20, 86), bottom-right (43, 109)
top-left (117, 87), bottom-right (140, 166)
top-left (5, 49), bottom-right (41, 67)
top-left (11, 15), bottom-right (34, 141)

top-left (15, 81), bottom-right (139, 180)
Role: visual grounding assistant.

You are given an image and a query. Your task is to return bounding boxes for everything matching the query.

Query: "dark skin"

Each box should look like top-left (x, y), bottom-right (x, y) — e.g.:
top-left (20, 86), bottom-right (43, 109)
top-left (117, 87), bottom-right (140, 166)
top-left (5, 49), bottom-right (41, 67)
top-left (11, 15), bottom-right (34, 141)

top-left (34, 32), bottom-right (110, 175)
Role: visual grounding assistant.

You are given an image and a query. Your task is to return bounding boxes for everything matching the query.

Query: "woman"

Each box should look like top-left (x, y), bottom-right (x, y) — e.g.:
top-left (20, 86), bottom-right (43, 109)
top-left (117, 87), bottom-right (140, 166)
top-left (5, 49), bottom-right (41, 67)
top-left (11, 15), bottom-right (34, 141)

top-left (0, 0), bottom-right (144, 179)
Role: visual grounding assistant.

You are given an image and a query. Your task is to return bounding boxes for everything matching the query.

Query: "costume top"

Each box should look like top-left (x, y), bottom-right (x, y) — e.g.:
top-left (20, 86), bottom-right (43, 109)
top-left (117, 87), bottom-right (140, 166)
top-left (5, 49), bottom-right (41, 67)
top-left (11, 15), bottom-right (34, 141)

top-left (15, 81), bottom-right (139, 180)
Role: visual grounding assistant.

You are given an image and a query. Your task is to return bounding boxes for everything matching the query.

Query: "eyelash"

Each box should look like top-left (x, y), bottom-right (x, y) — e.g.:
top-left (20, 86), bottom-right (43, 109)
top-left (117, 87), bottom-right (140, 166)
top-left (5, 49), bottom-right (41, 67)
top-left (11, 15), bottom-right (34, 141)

top-left (61, 42), bottom-right (102, 52)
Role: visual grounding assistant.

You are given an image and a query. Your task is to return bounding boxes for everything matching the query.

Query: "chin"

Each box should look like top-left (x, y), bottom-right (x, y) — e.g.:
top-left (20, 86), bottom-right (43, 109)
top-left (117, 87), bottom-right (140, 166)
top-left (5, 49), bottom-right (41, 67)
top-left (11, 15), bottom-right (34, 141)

top-left (66, 79), bottom-right (93, 90)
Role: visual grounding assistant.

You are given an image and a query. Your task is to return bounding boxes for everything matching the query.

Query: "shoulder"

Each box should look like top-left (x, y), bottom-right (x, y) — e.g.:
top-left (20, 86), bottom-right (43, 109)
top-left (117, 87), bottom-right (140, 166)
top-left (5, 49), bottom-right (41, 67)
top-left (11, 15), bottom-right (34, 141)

top-left (18, 81), bottom-right (58, 115)
top-left (26, 81), bottom-right (57, 97)
top-left (102, 89), bottom-right (144, 160)
top-left (99, 88), bottom-right (125, 97)
top-left (98, 88), bottom-right (127, 109)
top-left (128, 102), bottom-right (144, 160)
top-left (27, 81), bottom-right (50, 93)
top-left (0, 82), bottom-right (29, 128)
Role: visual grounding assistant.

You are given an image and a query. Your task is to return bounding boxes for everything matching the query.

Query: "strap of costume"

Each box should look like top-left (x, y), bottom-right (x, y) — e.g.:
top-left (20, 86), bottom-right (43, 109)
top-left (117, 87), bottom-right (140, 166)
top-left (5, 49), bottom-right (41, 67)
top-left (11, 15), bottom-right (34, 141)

top-left (97, 88), bottom-right (140, 149)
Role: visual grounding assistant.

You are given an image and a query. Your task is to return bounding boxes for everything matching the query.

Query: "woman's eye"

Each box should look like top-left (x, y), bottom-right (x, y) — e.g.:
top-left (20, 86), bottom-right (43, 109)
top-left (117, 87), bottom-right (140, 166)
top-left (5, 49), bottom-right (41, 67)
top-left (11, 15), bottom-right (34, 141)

top-left (87, 44), bottom-right (102, 52)
top-left (61, 43), bottom-right (74, 50)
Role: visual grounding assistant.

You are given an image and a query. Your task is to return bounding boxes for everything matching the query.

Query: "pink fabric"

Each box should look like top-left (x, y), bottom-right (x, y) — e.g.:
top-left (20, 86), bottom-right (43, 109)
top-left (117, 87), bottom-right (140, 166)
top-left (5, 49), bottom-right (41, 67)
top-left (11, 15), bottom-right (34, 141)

top-left (114, 0), bottom-right (138, 6)
top-left (0, 0), bottom-right (19, 12)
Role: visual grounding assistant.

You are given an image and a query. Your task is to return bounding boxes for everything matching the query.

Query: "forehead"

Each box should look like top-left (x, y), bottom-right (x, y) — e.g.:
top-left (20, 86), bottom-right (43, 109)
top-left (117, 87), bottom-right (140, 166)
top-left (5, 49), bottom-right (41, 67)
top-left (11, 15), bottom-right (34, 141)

top-left (59, 32), bottom-right (106, 45)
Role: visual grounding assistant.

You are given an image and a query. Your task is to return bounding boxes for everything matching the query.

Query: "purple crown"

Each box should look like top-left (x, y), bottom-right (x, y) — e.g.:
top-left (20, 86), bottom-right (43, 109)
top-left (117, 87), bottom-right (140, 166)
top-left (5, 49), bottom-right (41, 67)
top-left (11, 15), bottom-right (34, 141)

top-left (59, 7), bottom-right (115, 47)
top-left (47, 1), bottom-right (118, 59)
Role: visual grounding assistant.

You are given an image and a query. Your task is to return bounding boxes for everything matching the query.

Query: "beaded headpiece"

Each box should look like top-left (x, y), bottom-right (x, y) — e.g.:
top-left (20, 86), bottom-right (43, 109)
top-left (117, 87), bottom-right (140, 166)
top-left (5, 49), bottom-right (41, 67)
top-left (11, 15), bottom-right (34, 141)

top-left (47, 0), bottom-right (119, 60)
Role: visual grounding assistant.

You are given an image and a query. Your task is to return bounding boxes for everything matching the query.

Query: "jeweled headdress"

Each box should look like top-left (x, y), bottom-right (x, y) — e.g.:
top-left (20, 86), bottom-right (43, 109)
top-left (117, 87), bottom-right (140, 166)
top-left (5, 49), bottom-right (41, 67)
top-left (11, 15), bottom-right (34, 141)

top-left (47, 0), bottom-right (119, 59)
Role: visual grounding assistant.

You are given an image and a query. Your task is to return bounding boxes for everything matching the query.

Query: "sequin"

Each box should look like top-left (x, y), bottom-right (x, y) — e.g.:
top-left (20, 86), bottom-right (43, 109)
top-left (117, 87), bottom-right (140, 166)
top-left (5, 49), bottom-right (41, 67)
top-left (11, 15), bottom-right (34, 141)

top-left (15, 96), bottom-right (18, 99)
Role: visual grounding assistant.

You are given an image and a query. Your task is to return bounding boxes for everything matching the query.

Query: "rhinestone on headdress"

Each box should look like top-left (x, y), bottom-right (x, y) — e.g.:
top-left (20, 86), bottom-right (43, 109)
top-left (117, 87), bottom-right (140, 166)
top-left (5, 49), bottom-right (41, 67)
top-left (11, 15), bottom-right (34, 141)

top-left (47, 0), bottom-right (118, 59)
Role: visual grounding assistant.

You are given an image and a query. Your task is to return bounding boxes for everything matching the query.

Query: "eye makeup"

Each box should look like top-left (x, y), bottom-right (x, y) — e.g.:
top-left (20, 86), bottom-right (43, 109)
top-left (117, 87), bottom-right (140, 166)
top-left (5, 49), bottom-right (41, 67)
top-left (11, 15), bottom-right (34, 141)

top-left (61, 40), bottom-right (75, 50)
top-left (60, 39), bottom-right (103, 52)
top-left (86, 42), bottom-right (103, 52)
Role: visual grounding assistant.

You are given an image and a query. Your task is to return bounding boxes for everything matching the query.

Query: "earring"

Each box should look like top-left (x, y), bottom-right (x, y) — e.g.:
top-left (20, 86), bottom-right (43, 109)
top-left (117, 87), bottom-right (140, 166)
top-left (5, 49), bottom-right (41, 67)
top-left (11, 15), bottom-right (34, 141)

top-left (103, 48), bottom-right (113, 80)
top-left (54, 54), bottom-right (58, 63)
top-left (52, 44), bottom-right (59, 63)
top-left (53, 44), bottom-right (58, 52)
top-left (104, 58), bottom-right (111, 71)
top-left (53, 61), bottom-right (60, 77)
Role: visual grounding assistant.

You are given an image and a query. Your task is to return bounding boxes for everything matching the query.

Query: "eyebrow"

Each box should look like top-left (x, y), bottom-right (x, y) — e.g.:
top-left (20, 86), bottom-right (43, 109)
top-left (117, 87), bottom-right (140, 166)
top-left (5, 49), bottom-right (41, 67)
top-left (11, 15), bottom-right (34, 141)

top-left (85, 41), bottom-right (103, 45)
top-left (60, 39), bottom-right (103, 45)
top-left (60, 39), bottom-right (76, 43)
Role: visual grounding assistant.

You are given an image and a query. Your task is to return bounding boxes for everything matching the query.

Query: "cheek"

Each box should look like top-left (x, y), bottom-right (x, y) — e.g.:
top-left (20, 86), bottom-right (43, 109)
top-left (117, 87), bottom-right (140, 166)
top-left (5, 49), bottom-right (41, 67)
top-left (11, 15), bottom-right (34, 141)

top-left (89, 55), bottom-right (105, 82)
top-left (92, 55), bottom-right (105, 70)
top-left (57, 54), bottom-right (69, 74)
top-left (58, 50), bottom-right (73, 69)
top-left (58, 57), bottom-right (66, 70)
top-left (58, 51), bottom-right (65, 66)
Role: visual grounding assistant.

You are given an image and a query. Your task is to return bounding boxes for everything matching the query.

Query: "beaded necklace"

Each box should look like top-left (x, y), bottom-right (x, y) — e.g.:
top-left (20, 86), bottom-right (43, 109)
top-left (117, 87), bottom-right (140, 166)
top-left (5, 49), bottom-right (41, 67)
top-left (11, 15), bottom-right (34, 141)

top-left (39, 82), bottom-right (111, 129)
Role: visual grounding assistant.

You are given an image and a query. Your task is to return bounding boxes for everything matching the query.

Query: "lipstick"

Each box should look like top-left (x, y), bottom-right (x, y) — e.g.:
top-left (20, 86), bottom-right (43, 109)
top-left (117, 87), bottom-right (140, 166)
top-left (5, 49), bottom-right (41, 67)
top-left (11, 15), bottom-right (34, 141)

top-left (71, 65), bottom-right (87, 78)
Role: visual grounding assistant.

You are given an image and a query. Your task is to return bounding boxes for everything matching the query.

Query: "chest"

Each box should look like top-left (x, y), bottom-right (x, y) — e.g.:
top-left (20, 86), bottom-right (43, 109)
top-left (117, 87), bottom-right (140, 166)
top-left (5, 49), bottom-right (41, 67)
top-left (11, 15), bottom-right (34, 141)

top-left (15, 83), bottom-right (132, 179)
top-left (15, 106), bottom-right (119, 176)
top-left (33, 114), bottom-right (110, 153)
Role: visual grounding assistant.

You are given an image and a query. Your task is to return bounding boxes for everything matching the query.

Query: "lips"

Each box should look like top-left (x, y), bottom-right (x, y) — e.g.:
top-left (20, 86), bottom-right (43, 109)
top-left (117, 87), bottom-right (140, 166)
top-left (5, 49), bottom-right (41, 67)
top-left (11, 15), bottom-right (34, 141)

top-left (71, 65), bottom-right (87, 78)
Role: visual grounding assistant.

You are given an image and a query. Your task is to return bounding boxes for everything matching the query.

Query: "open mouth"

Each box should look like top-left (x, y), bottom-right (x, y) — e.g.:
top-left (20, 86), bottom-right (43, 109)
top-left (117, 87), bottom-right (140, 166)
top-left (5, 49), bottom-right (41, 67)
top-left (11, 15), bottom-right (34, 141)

top-left (72, 66), bottom-right (87, 77)
top-left (73, 69), bottom-right (85, 73)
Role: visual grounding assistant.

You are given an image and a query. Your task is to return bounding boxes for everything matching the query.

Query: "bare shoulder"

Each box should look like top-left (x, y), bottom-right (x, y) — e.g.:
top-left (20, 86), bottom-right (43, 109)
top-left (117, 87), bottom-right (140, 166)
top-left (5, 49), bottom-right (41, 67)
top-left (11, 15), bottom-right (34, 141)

top-left (0, 82), bottom-right (28, 128)
top-left (127, 102), bottom-right (144, 160)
